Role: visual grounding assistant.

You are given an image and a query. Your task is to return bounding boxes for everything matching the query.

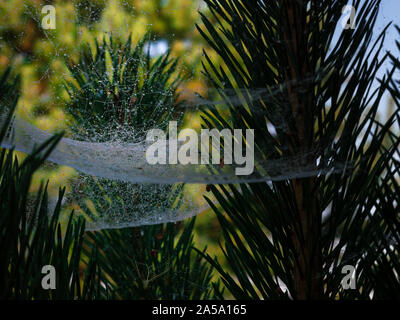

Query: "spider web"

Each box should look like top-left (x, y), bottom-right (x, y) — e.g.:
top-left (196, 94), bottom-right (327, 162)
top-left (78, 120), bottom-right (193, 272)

top-left (1, 0), bottom-right (391, 230)
top-left (1, 82), bottom-right (355, 230)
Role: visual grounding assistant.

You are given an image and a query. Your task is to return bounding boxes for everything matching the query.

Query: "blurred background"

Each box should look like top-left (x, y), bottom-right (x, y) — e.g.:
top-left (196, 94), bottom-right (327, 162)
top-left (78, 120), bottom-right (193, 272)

top-left (0, 0), bottom-right (227, 267)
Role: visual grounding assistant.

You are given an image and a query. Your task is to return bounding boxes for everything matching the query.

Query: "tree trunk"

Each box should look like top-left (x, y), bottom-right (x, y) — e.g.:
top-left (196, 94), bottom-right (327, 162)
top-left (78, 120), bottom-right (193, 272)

top-left (280, 0), bottom-right (323, 299)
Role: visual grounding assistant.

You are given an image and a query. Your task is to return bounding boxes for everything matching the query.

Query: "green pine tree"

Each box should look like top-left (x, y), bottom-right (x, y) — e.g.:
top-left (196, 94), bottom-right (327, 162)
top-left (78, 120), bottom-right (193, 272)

top-left (0, 68), bottom-right (107, 300)
top-left (2, 0), bottom-right (400, 301)
top-left (197, 0), bottom-right (400, 299)
top-left (63, 35), bottom-right (218, 299)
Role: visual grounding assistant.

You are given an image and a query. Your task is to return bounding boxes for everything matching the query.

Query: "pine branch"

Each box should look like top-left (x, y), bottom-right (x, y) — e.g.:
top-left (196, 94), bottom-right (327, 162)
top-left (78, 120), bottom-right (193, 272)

top-left (0, 69), bottom-right (106, 300)
top-left (198, 0), bottom-right (400, 299)
top-left (64, 35), bottom-right (217, 299)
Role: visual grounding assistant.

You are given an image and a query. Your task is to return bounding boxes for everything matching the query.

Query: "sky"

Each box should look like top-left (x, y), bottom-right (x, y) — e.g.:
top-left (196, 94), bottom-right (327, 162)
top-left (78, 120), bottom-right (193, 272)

top-left (368, 0), bottom-right (399, 117)
top-left (375, 0), bottom-right (400, 75)
top-left (327, 1), bottom-right (399, 118)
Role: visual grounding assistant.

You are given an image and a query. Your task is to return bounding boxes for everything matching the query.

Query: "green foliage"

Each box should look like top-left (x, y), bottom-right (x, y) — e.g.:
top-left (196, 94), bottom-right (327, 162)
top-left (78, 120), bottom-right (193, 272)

top-left (198, 0), bottom-right (400, 299)
top-left (64, 35), bottom-right (217, 299)
top-left (87, 219), bottom-right (217, 299)
top-left (0, 69), bottom-right (107, 300)
top-left (0, 0), bottom-right (210, 131)
top-left (64, 34), bottom-right (182, 141)
top-left (2, 0), bottom-right (399, 301)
